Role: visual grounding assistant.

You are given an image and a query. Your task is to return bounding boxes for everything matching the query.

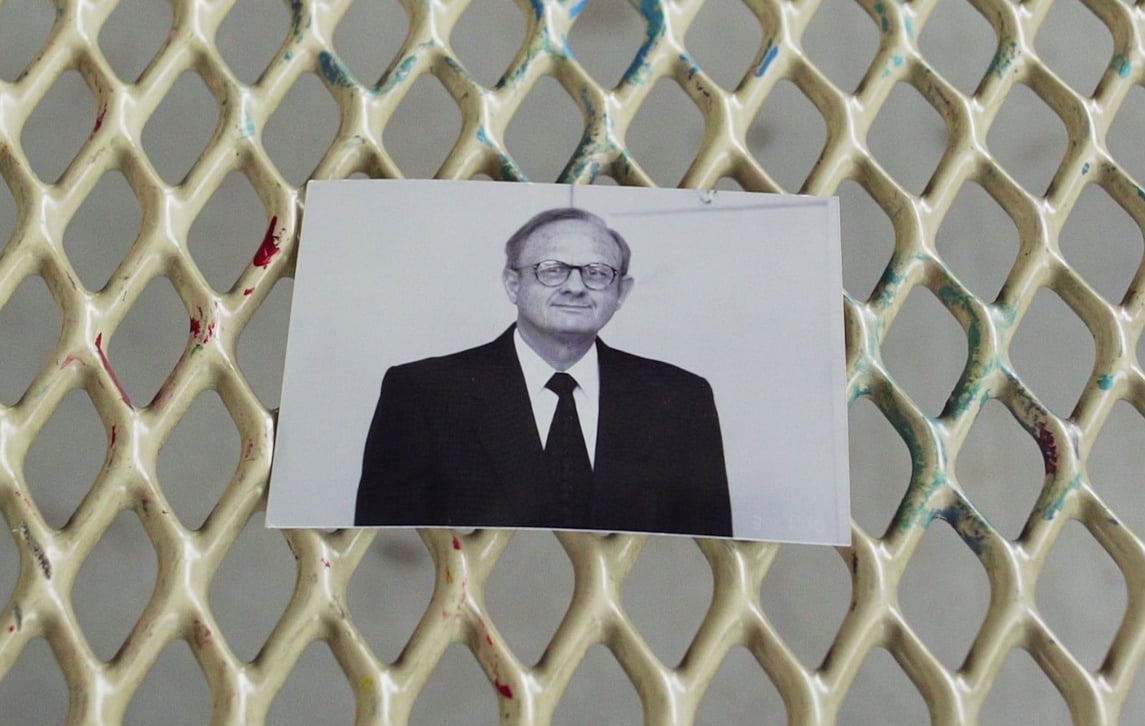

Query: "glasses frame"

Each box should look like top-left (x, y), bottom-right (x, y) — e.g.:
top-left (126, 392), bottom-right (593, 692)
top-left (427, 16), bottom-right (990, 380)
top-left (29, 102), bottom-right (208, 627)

top-left (515, 260), bottom-right (620, 290)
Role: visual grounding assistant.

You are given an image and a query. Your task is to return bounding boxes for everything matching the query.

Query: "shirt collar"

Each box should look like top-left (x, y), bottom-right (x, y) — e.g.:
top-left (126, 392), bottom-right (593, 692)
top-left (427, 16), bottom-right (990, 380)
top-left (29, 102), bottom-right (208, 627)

top-left (513, 328), bottom-right (600, 399)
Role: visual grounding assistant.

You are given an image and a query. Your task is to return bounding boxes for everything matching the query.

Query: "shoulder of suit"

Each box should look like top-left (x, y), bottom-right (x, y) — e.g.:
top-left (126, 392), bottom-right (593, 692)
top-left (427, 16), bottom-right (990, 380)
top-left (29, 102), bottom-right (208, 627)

top-left (384, 334), bottom-right (510, 381)
top-left (598, 343), bottom-right (712, 388)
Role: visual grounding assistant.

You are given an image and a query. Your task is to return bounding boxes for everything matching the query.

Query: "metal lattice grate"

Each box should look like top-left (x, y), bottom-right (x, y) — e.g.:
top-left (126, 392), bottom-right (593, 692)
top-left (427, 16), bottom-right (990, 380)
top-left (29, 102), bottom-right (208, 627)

top-left (1, 0), bottom-right (1144, 722)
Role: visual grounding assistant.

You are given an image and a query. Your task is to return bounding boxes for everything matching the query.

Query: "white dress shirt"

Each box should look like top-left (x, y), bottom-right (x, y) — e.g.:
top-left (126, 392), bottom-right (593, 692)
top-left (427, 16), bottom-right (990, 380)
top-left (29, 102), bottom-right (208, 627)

top-left (513, 330), bottom-right (599, 467)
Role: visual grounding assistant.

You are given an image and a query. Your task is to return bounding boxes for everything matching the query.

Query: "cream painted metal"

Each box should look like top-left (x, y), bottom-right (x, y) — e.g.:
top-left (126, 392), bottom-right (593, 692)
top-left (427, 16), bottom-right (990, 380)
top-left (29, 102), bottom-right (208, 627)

top-left (0, 0), bottom-right (1143, 723)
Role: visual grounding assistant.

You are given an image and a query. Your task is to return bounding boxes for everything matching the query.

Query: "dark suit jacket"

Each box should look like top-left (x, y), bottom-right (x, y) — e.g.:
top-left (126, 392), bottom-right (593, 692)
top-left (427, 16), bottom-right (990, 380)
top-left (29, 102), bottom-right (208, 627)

top-left (354, 327), bottom-right (733, 536)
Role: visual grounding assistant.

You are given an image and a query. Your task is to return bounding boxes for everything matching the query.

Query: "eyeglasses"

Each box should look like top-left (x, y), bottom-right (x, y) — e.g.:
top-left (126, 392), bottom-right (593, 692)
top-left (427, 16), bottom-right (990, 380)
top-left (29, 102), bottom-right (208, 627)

top-left (516, 260), bottom-right (619, 290)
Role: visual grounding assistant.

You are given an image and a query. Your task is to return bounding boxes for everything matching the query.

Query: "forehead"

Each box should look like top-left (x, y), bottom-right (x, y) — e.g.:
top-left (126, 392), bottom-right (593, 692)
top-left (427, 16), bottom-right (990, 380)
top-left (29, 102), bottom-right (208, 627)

top-left (520, 218), bottom-right (622, 265)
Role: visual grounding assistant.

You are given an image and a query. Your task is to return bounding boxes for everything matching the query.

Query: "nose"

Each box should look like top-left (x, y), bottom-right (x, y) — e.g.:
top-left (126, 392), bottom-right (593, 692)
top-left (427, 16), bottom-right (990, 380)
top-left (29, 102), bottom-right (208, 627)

top-left (561, 267), bottom-right (588, 292)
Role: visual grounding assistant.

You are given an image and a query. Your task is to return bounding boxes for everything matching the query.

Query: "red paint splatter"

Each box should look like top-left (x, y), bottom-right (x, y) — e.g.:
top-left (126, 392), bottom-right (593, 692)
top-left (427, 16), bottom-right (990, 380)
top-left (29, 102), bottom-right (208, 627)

top-left (322, 558), bottom-right (332, 568)
top-left (243, 287), bottom-right (254, 296)
top-left (6, 625), bottom-right (14, 633)
top-left (94, 333), bottom-right (132, 406)
top-left (485, 634), bottom-right (493, 646)
top-left (452, 535), bottom-right (462, 550)
top-left (110, 425), bottom-right (118, 447)
top-left (1037, 422), bottom-right (1059, 476)
top-left (193, 619), bottom-right (212, 643)
top-left (253, 216), bottom-right (282, 268)
top-left (59, 354), bottom-right (80, 369)
top-left (93, 105), bottom-right (107, 133)
top-left (494, 680), bottom-right (514, 699)
top-left (189, 317), bottom-right (202, 337)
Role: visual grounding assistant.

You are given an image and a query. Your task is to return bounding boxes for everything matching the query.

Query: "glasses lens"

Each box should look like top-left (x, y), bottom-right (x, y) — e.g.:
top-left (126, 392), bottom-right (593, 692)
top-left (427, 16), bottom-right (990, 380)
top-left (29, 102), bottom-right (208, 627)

top-left (581, 264), bottom-right (616, 289)
top-left (534, 261), bottom-right (570, 286)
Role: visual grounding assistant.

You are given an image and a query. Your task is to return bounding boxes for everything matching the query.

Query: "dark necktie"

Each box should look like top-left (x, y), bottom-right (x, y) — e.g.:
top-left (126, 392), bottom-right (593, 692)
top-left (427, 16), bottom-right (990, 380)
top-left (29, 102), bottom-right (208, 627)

top-left (544, 372), bottom-right (593, 527)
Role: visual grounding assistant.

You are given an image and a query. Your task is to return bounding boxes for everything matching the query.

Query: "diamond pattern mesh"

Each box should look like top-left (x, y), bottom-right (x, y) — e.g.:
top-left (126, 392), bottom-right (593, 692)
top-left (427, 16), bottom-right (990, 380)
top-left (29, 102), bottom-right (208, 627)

top-left (1, 0), bottom-right (1144, 722)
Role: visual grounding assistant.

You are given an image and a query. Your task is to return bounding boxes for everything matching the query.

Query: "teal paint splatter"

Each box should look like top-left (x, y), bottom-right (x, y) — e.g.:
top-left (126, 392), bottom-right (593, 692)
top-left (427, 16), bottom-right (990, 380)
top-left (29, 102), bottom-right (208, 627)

top-left (928, 501), bottom-right (989, 555)
top-left (1082, 162), bottom-right (1091, 175)
top-left (1110, 53), bottom-right (1131, 78)
top-left (378, 54), bottom-right (417, 94)
top-left (284, 50), bottom-right (293, 61)
top-left (1034, 475), bottom-right (1082, 521)
top-left (893, 55), bottom-right (904, 67)
top-left (755, 40), bottom-right (779, 77)
top-left (906, 18), bottom-right (915, 40)
top-left (1138, 187), bottom-right (1145, 201)
top-left (874, 1), bottom-right (890, 33)
top-left (319, 51), bottom-right (356, 89)
top-left (987, 40), bottom-right (1019, 79)
top-left (620, 0), bottom-right (666, 85)
top-left (1098, 374), bottom-right (1114, 390)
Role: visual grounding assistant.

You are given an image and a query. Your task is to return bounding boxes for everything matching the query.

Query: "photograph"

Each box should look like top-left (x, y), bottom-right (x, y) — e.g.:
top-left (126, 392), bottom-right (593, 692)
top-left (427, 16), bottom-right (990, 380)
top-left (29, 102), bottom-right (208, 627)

top-left (266, 180), bottom-right (849, 544)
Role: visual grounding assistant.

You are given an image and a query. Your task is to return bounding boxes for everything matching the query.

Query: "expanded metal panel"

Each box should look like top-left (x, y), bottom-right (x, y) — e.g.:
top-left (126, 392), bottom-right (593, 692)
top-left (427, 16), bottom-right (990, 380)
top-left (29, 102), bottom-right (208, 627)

top-left (0, 0), bottom-right (1143, 723)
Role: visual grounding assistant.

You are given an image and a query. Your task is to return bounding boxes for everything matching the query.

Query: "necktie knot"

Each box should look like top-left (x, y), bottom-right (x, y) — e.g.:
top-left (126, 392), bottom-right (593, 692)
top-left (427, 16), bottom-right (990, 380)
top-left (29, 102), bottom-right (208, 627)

top-left (546, 372), bottom-right (579, 398)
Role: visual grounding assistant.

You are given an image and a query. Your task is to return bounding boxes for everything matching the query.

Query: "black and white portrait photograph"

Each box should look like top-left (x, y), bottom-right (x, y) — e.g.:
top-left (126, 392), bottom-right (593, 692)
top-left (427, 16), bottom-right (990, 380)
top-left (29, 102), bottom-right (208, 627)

top-left (267, 180), bottom-right (849, 544)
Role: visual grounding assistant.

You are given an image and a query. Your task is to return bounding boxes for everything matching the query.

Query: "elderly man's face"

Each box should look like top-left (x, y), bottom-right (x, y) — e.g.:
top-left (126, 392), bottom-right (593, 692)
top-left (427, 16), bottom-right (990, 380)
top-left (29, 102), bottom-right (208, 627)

top-left (504, 218), bottom-right (633, 342)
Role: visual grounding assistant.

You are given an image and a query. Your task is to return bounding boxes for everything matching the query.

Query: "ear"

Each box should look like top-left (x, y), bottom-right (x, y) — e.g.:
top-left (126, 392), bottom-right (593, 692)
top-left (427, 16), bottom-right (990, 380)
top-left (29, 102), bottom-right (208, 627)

top-left (503, 267), bottom-right (520, 304)
top-left (616, 276), bottom-right (635, 308)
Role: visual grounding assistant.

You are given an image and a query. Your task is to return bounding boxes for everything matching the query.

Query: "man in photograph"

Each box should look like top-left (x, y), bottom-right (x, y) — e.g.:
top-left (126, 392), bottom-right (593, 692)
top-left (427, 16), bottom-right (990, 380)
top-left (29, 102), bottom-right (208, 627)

top-left (354, 207), bottom-right (733, 536)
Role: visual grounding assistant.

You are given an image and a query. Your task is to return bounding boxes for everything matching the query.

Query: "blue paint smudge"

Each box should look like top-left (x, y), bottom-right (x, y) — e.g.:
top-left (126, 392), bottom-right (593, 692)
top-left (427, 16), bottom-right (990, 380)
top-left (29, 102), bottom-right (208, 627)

top-left (1035, 475), bottom-right (1082, 521)
top-left (1082, 162), bottom-right (1090, 175)
top-left (620, 0), bottom-right (666, 85)
top-left (1110, 54), bottom-right (1131, 78)
top-left (378, 54), bottom-right (417, 94)
top-left (893, 55), bottom-right (904, 67)
top-left (755, 41), bottom-right (779, 77)
top-left (874, 1), bottom-right (890, 32)
top-left (319, 51), bottom-right (356, 88)
top-left (529, 0), bottom-right (545, 19)
top-left (570, 0), bottom-right (589, 19)
top-left (1097, 374), bottom-right (1114, 390)
top-left (987, 40), bottom-right (1019, 79)
top-left (906, 18), bottom-right (915, 40)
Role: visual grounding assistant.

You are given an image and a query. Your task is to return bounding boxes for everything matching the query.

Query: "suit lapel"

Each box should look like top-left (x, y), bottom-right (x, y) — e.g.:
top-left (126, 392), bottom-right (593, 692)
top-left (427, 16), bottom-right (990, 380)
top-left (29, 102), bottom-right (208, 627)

top-left (471, 328), bottom-right (552, 523)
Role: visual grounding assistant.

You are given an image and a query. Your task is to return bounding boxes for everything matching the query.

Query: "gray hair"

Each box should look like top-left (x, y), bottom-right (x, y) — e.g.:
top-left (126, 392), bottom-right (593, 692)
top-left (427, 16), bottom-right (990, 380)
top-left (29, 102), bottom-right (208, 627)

top-left (504, 207), bottom-right (631, 276)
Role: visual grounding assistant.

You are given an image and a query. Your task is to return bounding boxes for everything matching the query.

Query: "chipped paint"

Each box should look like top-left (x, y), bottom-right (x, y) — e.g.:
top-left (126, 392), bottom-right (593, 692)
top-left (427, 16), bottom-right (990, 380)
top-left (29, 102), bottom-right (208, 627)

top-left (620, 0), bottom-right (666, 85)
top-left (319, 51), bottom-right (356, 89)
top-left (379, 55), bottom-right (417, 94)
top-left (20, 524), bottom-right (51, 579)
top-left (253, 216), bottom-right (283, 268)
top-left (987, 39), bottom-right (1019, 79)
top-left (93, 105), bottom-right (107, 134)
top-left (1034, 475), bottom-right (1082, 521)
top-left (928, 500), bottom-right (989, 555)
